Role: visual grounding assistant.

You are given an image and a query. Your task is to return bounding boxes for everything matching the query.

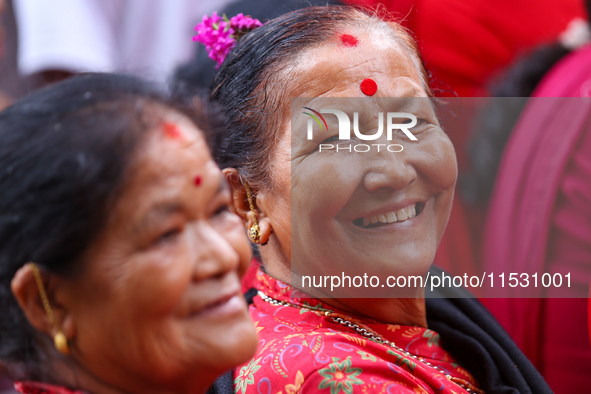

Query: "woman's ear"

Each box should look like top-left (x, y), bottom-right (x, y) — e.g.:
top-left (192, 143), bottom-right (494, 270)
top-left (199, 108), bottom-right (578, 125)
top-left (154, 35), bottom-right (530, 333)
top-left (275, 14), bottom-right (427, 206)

top-left (223, 168), bottom-right (250, 221)
top-left (223, 168), bottom-right (273, 245)
top-left (11, 264), bottom-right (75, 346)
top-left (253, 194), bottom-right (273, 246)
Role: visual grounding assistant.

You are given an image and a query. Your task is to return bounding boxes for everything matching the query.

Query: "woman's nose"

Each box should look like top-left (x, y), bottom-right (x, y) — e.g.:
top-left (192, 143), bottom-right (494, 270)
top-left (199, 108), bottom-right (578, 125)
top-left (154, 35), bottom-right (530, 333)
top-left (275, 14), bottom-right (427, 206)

top-left (362, 150), bottom-right (417, 193)
top-left (190, 226), bottom-right (240, 281)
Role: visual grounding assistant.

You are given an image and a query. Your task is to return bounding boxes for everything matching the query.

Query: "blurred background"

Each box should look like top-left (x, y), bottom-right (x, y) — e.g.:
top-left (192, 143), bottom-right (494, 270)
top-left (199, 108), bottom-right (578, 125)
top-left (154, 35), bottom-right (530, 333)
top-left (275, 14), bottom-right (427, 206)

top-left (1, 1), bottom-right (590, 393)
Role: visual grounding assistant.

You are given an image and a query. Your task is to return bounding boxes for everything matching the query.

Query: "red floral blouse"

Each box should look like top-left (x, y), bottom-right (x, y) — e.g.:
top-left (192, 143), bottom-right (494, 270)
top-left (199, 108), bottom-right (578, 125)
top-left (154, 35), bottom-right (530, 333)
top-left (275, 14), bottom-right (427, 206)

top-left (14, 381), bottom-right (87, 394)
top-left (234, 269), bottom-right (480, 394)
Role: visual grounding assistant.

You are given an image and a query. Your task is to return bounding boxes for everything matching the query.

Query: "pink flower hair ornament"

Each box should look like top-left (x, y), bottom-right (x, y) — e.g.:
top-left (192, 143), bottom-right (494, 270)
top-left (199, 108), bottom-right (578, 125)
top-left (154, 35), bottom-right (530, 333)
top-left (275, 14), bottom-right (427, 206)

top-left (193, 13), bottom-right (263, 69)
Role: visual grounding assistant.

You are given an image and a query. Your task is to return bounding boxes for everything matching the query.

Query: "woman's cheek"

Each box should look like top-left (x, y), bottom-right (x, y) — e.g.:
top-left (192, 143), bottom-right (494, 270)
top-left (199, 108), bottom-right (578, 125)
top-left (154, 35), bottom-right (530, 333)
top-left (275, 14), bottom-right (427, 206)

top-left (298, 155), bottom-right (357, 213)
top-left (217, 214), bottom-right (253, 276)
top-left (127, 246), bottom-right (193, 317)
top-left (416, 133), bottom-right (457, 191)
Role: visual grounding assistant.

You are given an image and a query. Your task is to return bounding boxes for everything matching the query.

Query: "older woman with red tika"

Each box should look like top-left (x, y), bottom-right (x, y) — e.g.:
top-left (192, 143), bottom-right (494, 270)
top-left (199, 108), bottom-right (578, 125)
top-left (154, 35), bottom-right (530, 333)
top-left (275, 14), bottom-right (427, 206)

top-left (0, 74), bottom-right (258, 394)
top-left (185, 5), bottom-right (554, 394)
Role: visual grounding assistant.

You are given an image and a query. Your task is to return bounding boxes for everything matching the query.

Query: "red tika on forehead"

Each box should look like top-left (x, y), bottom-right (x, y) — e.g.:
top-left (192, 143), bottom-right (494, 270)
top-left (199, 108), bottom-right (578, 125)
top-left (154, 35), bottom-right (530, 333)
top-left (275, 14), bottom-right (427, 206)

top-left (360, 78), bottom-right (378, 96)
top-left (194, 175), bottom-right (202, 186)
top-left (340, 34), bottom-right (359, 47)
top-left (162, 122), bottom-right (182, 139)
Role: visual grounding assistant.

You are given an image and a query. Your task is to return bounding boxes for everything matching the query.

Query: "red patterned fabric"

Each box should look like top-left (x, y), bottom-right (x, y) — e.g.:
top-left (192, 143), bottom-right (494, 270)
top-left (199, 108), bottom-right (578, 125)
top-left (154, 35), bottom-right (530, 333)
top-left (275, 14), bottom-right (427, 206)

top-left (234, 269), bottom-right (479, 394)
top-left (14, 381), bottom-right (87, 394)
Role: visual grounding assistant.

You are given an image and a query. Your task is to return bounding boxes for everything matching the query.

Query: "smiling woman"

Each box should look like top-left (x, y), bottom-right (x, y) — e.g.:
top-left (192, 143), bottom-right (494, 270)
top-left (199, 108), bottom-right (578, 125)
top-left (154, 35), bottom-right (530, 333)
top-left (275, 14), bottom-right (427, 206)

top-left (0, 73), bottom-right (258, 394)
top-left (184, 5), bottom-right (555, 394)
top-left (289, 95), bottom-right (456, 301)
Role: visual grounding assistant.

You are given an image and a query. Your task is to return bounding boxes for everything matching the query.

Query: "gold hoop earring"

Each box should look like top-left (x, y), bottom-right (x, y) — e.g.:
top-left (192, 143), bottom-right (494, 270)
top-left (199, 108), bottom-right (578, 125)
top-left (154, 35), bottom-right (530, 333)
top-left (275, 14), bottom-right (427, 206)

top-left (30, 263), bottom-right (71, 355)
top-left (243, 180), bottom-right (261, 244)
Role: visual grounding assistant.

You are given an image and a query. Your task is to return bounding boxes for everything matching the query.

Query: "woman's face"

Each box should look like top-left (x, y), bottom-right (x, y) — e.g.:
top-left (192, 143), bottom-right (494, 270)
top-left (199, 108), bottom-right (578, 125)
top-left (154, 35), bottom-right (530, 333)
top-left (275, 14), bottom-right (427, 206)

top-left (261, 30), bottom-right (457, 298)
top-left (60, 111), bottom-right (257, 392)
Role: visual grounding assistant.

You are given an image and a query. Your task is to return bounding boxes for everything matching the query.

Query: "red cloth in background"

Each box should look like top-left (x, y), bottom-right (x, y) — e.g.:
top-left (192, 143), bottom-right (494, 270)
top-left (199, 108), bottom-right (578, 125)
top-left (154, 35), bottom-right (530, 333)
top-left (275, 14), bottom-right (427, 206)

top-left (346, 0), bottom-right (586, 97)
top-left (482, 44), bottom-right (591, 393)
top-left (14, 381), bottom-right (84, 394)
top-left (589, 285), bottom-right (591, 347)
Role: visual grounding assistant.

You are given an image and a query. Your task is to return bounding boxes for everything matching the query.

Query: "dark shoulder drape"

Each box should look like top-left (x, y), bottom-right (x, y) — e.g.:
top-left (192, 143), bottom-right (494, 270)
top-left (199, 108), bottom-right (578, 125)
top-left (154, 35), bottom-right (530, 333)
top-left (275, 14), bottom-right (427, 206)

top-left (426, 266), bottom-right (553, 394)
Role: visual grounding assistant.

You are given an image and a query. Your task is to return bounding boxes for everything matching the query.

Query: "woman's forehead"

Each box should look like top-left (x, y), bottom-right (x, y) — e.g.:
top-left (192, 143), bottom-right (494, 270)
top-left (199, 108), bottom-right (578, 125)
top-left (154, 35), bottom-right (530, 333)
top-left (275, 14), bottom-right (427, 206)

top-left (288, 34), bottom-right (423, 98)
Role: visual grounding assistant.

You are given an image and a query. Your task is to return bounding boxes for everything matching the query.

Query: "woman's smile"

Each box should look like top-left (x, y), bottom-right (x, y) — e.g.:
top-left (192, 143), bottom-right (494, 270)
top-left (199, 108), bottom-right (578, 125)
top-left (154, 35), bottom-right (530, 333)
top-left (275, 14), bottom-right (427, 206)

top-left (350, 199), bottom-right (427, 229)
top-left (183, 272), bottom-right (246, 319)
top-left (188, 293), bottom-right (246, 319)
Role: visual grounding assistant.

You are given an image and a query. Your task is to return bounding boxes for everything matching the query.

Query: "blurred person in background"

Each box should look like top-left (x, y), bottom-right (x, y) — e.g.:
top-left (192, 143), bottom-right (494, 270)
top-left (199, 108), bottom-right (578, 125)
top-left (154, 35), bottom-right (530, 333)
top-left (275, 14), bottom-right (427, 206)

top-left (0, 3), bottom-right (16, 388)
top-left (8, 0), bottom-right (238, 91)
top-left (0, 0), bottom-right (15, 109)
top-left (462, 5), bottom-right (591, 391)
top-left (0, 73), bottom-right (258, 394)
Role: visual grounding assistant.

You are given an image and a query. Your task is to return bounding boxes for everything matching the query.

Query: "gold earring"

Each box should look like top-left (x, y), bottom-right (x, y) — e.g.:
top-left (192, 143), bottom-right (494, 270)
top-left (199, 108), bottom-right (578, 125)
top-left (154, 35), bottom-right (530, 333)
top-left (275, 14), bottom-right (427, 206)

top-left (29, 263), bottom-right (71, 355)
top-left (243, 180), bottom-right (261, 244)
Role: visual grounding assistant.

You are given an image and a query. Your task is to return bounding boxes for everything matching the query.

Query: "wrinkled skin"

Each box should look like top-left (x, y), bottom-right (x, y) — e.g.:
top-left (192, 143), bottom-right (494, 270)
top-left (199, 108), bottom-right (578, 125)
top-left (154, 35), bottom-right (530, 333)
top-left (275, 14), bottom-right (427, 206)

top-left (12, 110), bottom-right (258, 394)
top-left (238, 29), bottom-right (457, 327)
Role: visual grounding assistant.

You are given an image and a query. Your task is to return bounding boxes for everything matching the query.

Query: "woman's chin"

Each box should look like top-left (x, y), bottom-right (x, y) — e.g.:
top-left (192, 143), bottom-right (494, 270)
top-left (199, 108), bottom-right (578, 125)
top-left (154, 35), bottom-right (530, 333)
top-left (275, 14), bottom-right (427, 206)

top-left (203, 312), bottom-right (259, 368)
top-left (227, 317), bottom-right (259, 360)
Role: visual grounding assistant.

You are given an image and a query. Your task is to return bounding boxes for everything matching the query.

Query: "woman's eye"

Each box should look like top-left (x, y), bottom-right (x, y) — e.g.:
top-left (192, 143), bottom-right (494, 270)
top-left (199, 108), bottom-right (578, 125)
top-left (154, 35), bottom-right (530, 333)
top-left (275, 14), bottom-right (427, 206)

top-left (321, 135), bottom-right (340, 144)
top-left (402, 117), bottom-right (423, 125)
top-left (156, 228), bottom-right (181, 244)
top-left (214, 204), bottom-right (231, 216)
top-left (410, 118), bottom-right (430, 128)
top-left (398, 118), bottom-right (430, 135)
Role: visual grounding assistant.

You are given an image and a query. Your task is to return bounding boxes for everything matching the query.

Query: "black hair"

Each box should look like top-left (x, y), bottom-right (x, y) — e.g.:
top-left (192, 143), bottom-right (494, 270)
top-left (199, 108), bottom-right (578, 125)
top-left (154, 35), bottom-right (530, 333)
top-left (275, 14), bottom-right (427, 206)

top-left (0, 73), bottom-right (222, 380)
top-left (193, 5), bottom-right (430, 191)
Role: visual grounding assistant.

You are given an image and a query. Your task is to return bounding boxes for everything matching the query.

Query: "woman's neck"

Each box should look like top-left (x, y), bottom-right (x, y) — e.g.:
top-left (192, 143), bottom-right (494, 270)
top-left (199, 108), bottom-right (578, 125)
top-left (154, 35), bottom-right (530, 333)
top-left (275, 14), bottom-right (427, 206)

top-left (260, 254), bottom-right (428, 328)
top-left (318, 296), bottom-right (428, 327)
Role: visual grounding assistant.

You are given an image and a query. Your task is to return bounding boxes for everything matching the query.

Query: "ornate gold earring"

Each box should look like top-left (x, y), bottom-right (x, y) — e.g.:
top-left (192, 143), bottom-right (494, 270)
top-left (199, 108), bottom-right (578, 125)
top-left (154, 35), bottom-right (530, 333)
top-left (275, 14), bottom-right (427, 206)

top-left (29, 263), bottom-right (70, 355)
top-left (243, 180), bottom-right (261, 244)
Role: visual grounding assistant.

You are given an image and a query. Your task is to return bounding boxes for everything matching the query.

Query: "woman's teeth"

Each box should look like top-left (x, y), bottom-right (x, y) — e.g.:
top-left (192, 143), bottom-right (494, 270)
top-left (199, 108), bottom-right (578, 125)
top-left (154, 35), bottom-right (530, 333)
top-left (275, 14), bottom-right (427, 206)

top-left (361, 204), bottom-right (417, 227)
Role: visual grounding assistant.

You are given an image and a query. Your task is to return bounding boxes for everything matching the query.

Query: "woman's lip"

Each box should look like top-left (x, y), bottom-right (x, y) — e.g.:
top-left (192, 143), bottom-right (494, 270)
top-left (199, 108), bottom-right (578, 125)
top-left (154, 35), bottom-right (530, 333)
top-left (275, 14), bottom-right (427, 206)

top-left (349, 199), bottom-right (429, 231)
top-left (189, 292), bottom-right (245, 318)
top-left (350, 198), bottom-right (427, 221)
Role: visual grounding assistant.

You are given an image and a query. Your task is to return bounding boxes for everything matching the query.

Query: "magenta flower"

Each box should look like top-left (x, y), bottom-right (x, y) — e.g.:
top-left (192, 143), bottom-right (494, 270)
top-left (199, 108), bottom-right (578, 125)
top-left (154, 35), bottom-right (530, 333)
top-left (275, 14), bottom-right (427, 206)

top-left (193, 12), bottom-right (263, 68)
top-left (230, 13), bottom-right (263, 32)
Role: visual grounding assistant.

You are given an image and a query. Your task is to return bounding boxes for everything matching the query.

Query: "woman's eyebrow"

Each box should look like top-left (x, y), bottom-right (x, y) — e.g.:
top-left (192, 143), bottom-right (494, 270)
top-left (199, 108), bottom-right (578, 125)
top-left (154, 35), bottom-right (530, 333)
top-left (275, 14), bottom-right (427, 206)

top-left (134, 202), bottom-right (183, 234)
top-left (134, 175), bottom-right (229, 232)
